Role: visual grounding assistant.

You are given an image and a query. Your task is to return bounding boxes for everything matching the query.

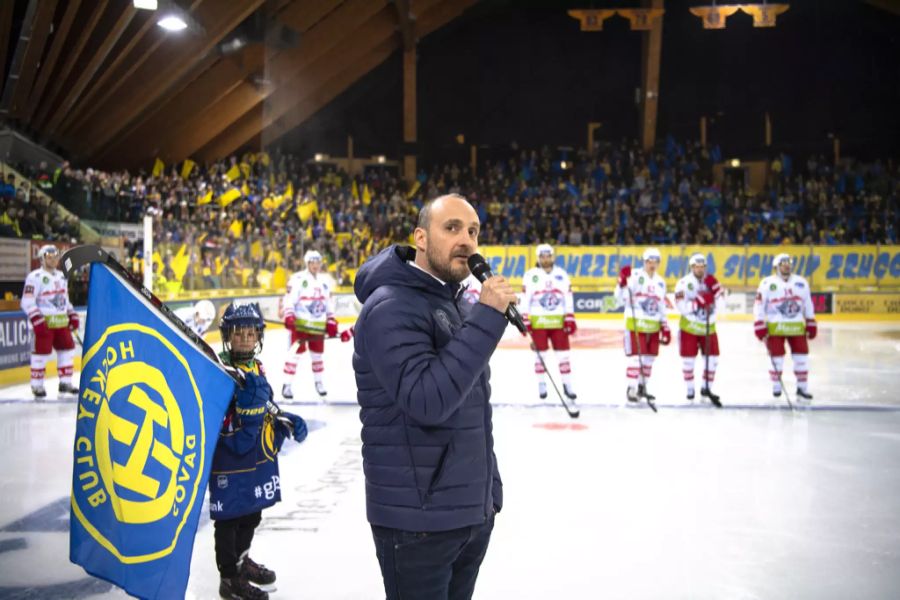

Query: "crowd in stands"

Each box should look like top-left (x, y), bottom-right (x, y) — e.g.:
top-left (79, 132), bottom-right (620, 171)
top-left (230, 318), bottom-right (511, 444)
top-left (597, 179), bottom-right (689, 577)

top-left (0, 169), bottom-right (81, 241)
top-left (9, 136), bottom-right (899, 293)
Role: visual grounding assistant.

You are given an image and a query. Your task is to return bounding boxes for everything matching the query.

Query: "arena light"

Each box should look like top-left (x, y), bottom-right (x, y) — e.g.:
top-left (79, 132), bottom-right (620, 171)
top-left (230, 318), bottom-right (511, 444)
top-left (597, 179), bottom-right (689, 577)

top-left (374, 155), bottom-right (386, 164)
top-left (133, 0), bottom-right (158, 9)
top-left (158, 14), bottom-right (188, 31)
top-left (560, 161), bottom-right (569, 170)
top-left (314, 153), bottom-right (327, 162)
top-left (730, 158), bottom-right (741, 168)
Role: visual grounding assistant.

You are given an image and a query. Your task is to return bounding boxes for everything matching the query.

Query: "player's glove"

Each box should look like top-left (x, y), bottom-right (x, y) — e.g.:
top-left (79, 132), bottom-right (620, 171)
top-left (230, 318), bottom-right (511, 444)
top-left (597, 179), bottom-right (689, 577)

top-left (703, 274), bottom-right (721, 296)
top-left (660, 321), bottom-right (672, 345)
top-left (522, 315), bottom-right (533, 335)
top-left (695, 291), bottom-right (715, 309)
top-left (284, 412), bottom-right (308, 442)
top-left (284, 315), bottom-right (296, 331)
top-left (618, 265), bottom-right (632, 288)
top-left (68, 313), bottom-right (79, 330)
top-left (326, 317), bottom-right (339, 338)
top-left (563, 314), bottom-right (577, 335)
top-left (754, 320), bottom-right (767, 341)
top-left (340, 326), bottom-right (355, 342)
top-left (30, 315), bottom-right (49, 337)
top-left (806, 319), bottom-right (817, 340)
top-left (235, 372), bottom-right (271, 428)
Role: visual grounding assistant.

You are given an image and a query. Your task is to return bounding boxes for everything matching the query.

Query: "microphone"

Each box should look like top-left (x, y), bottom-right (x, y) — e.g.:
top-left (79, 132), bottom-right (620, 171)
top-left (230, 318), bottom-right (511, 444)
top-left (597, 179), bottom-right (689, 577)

top-left (467, 253), bottom-right (527, 334)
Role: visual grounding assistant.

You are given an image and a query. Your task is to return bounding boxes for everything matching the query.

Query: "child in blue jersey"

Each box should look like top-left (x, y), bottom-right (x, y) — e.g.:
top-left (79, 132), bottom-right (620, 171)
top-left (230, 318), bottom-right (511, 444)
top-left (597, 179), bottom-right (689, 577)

top-left (210, 302), bottom-right (308, 600)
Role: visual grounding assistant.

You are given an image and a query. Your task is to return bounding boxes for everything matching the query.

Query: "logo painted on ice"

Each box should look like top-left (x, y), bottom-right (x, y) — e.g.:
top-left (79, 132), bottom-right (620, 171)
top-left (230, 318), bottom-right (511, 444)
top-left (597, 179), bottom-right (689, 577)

top-left (72, 324), bottom-right (204, 563)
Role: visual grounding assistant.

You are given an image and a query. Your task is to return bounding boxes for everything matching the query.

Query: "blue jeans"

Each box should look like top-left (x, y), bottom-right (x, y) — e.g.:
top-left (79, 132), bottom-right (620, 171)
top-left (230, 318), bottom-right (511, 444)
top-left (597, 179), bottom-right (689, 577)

top-left (371, 513), bottom-right (495, 600)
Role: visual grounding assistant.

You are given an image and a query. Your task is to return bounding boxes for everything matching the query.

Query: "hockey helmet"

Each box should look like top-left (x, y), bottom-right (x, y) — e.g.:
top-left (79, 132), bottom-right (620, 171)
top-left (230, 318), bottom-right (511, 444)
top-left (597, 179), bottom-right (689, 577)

top-left (643, 247), bottom-right (662, 263)
top-left (689, 253), bottom-right (706, 267)
top-left (194, 299), bottom-right (216, 324)
top-left (304, 249), bottom-right (323, 264)
top-left (220, 302), bottom-right (265, 361)
top-left (536, 243), bottom-right (554, 258)
top-left (38, 244), bottom-right (59, 263)
top-left (773, 253), bottom-right (792, 270)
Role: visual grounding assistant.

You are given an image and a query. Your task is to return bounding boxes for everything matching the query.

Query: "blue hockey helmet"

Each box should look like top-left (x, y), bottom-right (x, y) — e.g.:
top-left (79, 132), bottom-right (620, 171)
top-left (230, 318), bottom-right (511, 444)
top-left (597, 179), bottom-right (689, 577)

top-left (220, 302), bottom-right (265, 361)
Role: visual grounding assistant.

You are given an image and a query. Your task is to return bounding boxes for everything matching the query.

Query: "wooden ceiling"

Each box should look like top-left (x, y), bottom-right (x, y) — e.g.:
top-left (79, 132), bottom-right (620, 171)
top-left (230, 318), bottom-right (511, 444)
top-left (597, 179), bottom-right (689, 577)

top-left (0, 0), bottom-right (476, 170)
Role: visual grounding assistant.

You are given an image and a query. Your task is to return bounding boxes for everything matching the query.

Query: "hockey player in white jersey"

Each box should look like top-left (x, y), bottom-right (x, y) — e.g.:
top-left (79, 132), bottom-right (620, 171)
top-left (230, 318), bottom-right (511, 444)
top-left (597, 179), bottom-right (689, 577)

top-left (173, 299), bottom-right (216, 337)
top-left (282, 250), bottom-right (338, 399)
top-left (674, 254), bottom-right (724, 406)
top-left (20, 245), bottom-right (78, 398)
top-left (460, 272), bottom-right (482, 305)
top-left (521, 244), bottom-right (577, 401)
top-left (754, 253), bottom-right (817, 401)
top-left (614, 247), bottom-right (671, 403)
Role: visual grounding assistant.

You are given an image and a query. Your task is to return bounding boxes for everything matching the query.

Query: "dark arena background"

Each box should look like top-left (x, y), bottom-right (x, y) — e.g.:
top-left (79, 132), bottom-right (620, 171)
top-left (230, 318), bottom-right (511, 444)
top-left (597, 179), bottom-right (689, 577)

top-left (0, 1), bottom-right (898, 598)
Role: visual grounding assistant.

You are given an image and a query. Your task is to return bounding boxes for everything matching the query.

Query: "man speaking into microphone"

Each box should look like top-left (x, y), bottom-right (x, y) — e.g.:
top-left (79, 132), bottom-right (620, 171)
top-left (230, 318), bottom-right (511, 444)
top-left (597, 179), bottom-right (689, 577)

top-left (352, 194), bottom-right (517, 600)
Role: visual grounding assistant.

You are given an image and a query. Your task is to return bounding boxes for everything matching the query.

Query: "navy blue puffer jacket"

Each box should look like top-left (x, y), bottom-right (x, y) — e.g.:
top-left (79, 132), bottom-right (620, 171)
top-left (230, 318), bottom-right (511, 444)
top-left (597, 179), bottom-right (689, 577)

top-left (353, 245), bottom-right (507, 532)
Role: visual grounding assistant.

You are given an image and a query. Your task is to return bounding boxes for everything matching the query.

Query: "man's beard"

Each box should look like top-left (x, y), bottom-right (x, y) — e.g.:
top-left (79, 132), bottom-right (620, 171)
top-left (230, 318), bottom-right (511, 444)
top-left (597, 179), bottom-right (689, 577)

top-left (426, 243), bottom-right (470, 283)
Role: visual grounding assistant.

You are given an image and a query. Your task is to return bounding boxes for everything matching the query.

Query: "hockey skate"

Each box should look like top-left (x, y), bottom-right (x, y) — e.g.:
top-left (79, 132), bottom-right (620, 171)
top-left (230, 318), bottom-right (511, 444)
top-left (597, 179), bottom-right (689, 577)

top-left (563, 384), bottom-right (577, 401)
top-left (701, 387), bottom-right (722, 408)
top-left (315, 381), bottom-right (327, 397)
top-left (219, 575), bottom-right (268, 600)
top-left (626, 386), bottom-right (640, 403)
top-left (240, 556), bottom-right (276, 587)
top-left (795, 388), bottom-right (813, 402)
top-left (773, 388), bottom-right (782, 398)
top-left (281, 383), bottom-right (293, 400)
top-left (637, 383), bottom-right (655, 401)
top-left (31, 386), bottom-right (46, 399)
top-left (538, 381), bottom-right (548, 400)
top-left (58, 382), bottom-right (79, 396)
top-left (686, 390), bottom-right (695, 402)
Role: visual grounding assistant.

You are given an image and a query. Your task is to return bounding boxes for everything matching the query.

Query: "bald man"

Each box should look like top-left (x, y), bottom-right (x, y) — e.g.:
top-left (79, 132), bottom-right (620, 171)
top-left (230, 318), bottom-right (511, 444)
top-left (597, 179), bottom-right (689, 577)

top-left (353, 194), bottom-right (516, 600)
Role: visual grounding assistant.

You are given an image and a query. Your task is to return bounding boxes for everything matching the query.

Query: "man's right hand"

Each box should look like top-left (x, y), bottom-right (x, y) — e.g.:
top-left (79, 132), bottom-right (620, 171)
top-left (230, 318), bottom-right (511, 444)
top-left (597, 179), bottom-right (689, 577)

top-left (618, 265), bottom-right (632, 288)
top-left (479, 276), bottom-right (518, 316)
top-left (754, 320), bottom-right (767, 341)
top-left (284, 315), bottom-right (295, 331)
top-left (30, 315), bottom-right (49, 337)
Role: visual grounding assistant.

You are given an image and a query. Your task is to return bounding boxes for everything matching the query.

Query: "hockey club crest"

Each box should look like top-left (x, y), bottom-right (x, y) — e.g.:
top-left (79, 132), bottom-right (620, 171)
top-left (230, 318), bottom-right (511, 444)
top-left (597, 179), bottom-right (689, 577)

top-left (302, 280), bottom-right (308, 288)
top-left (687, 283), bottom-right (694, 290)
top-left (770, 283), bottom-right (777, 291)
top-left (640, 297), bottom-right (660, 315)
top-left (532, 275), bottom-right (539, 283)
top-left (307, 300), bottom-right (327, 317)
top-left (639, 277), bottom-right (645, 284)
top-left (539, 292), bottom-right (562, 311)
top-left (43, 276), bottom-right (49, 284)
top-left (776, 299), bottom-right (802, 318)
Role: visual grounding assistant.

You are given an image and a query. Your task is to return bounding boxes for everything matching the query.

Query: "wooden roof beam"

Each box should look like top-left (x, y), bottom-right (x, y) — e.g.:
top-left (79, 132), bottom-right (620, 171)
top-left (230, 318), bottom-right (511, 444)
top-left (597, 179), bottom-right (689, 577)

top-left (7, 0), bottom-right (58, 119)
top-left (0, 1), bottom-right (13, 98)
top-left (78, 0), bottom-right (266, 161)
top-left (44, 5), bottom-right (138, 136)
top-left (158, 0), bottom-right (388, 162)
top-left (393, 0), bottom-right (416, 50)
top-left (21, 0), bottom-right (82, 122)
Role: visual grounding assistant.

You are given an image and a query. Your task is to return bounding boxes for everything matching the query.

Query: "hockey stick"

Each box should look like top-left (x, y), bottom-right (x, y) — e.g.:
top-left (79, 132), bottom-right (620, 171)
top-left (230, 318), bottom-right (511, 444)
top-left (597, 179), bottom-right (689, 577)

top-left (530, 342), bottom-right (579, 419)
top-left (71, 327), bottom-right (84, 348)
top-left (626, 285), bottom-right (658, 413)
top-left (703, 308), bottom-right (722, 408)
top-left (763, 339), bottom-right (794, 411)
top-left (59, 245), bottom-right (287, 418)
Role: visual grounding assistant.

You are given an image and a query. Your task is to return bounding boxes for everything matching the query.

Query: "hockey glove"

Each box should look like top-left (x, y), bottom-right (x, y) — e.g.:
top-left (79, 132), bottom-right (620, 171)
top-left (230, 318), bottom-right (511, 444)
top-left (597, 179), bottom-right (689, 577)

top-left (286, 413), bottom-right (308, 443)
top-left (68, 313), bottom-right (79, 331)
top-left (618, 265), bottom-right (632, 288)
top-left (340, 326), bottom-right (355, 342)
top-left (660, 322), bottom-right (672, 345)
top-left (695, 291), bottom-right (715, 309)
top-left (563, 314), bottom-right (577, 335)
top-left (522, 315), bottom-right (533, 335)
top-left (326, 317), bottom-right (339, 338)
top-left (806, 319), bottom-right (817, 340)
top-left (235, 372), bottom-right (271, 428)
top-left (284, 315), bottom-right (296, 331)
top-left (703, 274), bottom-right (722, 296)
top-left (30, 315), bottom-right (49, 337)
top-left (754, 320), bottom-right (767, 341)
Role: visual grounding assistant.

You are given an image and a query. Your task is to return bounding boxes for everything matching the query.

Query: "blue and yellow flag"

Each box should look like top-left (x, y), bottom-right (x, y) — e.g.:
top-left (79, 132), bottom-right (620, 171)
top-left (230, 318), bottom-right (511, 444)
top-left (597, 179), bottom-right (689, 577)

top-left (70, 263), bottom-right (235, 599)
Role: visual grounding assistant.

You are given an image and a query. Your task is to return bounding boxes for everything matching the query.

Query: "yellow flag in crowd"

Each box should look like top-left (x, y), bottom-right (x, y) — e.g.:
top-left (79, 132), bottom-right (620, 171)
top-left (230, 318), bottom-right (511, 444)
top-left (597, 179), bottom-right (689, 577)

top-left (305, 223), bottom-right (313, 239)
top-left (218, 187), bottom-right (242, 207)
top-left (261, 197), bottom-right (275, 212)
top-left (362, 184), bottom-right (372, 205)
top-left (171, 244), bottom-right (190, 282)
top-left (241, 182), bottom-right (251, 197)
top-left (198, 189), bottom-right (213, 205)
top-left (407, 180), bottom-right (421, 199)
top-left (181, 159), bottom-right (196, 180)
top-left (152, 158), bottom-right (165, 177)
top-left (225, 164), bottom-right (241, 182)
top-left (258, 152), bottom-right (270, 167)
top-left (250, 240), bottom-right (263, 260)
top-left (297, 200), bottom-right (317, 223)
top-left (228, 219), bottom-right (243, 238)
top-left (240, 162), bottom-right (251, 180)
top-left (310, 184), bottom-right (318, 198)
top-left (324, 211), bottom-right (335, 234)
top-left (352, 181), bottom-right (360, 200)
top-left (285, 181), bottom-right (294, 201)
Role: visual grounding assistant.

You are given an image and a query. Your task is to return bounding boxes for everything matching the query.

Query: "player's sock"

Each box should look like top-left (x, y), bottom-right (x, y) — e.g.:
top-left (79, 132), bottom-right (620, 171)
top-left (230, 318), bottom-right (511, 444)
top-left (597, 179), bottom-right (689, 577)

top-left (770, 355), bottom-right (784, 396)
top-left (682, 357), bottom-right (695, 399)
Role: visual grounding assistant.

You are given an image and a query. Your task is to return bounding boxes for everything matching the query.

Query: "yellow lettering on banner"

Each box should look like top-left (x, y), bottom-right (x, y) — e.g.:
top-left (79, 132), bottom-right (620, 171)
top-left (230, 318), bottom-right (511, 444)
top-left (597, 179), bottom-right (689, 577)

top-left (79, 471), bottom-right (99, 490)
top-left (89, 369), bottom-right (106, 393)
top-left (120, 340), bottom-right (135, 361)
top-left (87, 489), bottom-right (107, 507)
top-left (76, 436), bottom-right (92, 452)
top-left (77, 404), bottom-right (95, 421)
top-left (76, 454), bottom-right (94, 468)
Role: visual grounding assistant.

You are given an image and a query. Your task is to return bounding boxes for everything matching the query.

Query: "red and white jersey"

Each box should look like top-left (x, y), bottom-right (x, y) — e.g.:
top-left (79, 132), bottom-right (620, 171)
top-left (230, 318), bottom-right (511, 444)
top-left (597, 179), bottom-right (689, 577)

top-left (614, 268), bottom-right (667, 333)
top-left (283, 270), bottom-right (334, 334)
top-left (674, 273), bottom-right (723, 335)
top-left (753, 274), bottom-right (815, 336)
top-left (21, 267), bottom-right (75, 329)
top-left (521, 266), bottom-right (574, 329)
top-left (460, 273), bottom-right (482, 305)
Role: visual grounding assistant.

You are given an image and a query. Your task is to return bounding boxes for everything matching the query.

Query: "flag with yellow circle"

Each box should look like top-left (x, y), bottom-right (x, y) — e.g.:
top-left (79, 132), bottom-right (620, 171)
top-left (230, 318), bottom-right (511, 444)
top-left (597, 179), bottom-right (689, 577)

top-left (70, 263), bottom-right (235, 599)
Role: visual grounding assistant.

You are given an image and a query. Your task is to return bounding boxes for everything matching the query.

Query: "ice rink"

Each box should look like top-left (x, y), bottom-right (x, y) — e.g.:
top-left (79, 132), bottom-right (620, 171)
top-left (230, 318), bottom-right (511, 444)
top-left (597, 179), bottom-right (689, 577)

top-left (1, 319), bottom-right (899, 599)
